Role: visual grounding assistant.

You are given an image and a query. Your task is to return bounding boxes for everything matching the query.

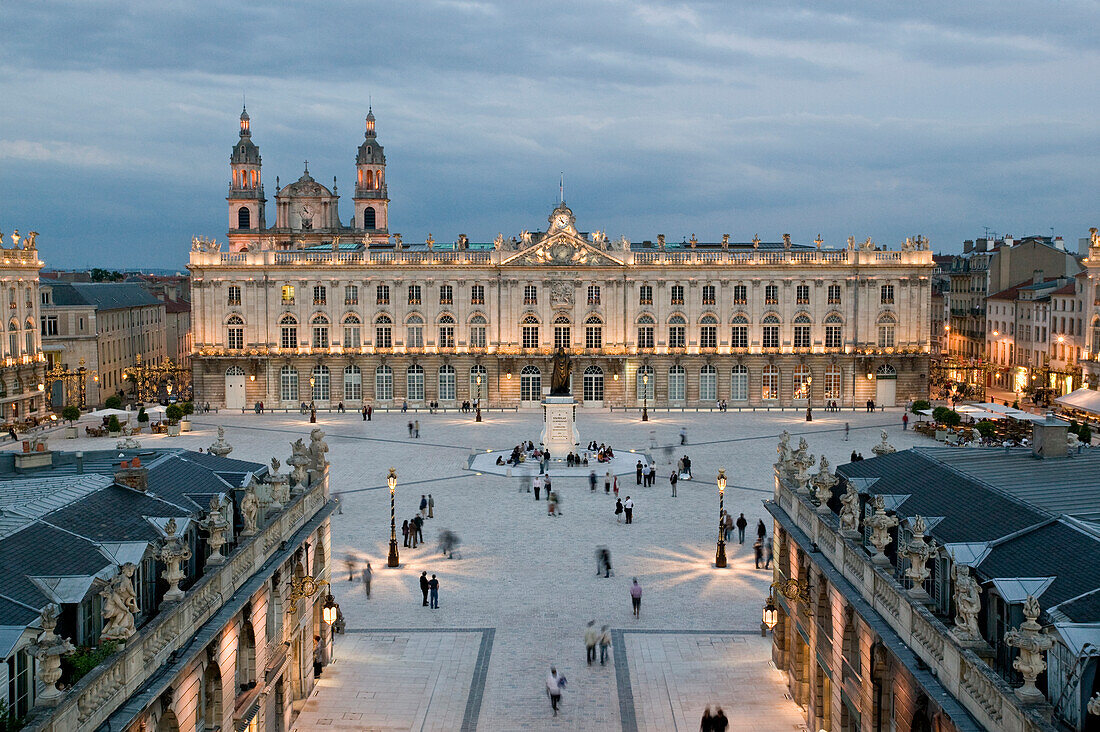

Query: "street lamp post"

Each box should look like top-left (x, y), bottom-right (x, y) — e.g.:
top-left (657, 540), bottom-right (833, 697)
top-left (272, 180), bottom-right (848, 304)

top-left (475, 373), bottom-right (482, 422)
top-left (641, 371), bottom-right (649, 422)
top-left (386, 468), bottom-right (400, 567)
top-left (715, 468), bottom-right (727, 568)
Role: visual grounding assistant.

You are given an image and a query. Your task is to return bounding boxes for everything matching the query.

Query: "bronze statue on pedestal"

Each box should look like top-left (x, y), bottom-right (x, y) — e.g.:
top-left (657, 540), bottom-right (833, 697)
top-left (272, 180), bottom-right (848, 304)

top-left (550, 347), bottom-right (571, 396)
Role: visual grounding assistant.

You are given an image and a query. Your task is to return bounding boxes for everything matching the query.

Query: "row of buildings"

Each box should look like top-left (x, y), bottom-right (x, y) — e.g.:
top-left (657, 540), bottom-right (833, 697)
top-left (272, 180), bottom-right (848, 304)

top-left (190, 110), bottom-right (937, 410)
top-left (768, 419), bottom-right (1100, 731)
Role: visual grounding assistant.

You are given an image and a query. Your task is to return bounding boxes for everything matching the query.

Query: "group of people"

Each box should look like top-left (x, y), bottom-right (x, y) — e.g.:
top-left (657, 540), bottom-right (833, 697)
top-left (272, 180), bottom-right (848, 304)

top-left (458, 400), bottom-right (478, 413)
top-left (822, 400), bottom-right (843, 412)
top-left (406, 420), bottom-right (421, 438)
top-left (565, 452), bottom-right (590, 466)
top-left (865, 398), bottom-right (879, 412)
top-left (634, 460), bottom-right (658, 486)
top-left (584, 441), bottom-right (615, 461)
top-left (418, 571), bottom-right (441, 609)
top-left (849, 450), bottom-right (867, 462)
top-left (401, 494), bottom-right (435, 547)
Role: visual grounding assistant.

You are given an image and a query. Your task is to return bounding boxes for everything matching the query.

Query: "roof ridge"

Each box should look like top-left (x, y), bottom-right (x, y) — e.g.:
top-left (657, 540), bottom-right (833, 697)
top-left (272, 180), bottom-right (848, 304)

top-left (1048, 584), bottom-right (1100, 613)
top-left (0, 591), bottom-right (42, 614)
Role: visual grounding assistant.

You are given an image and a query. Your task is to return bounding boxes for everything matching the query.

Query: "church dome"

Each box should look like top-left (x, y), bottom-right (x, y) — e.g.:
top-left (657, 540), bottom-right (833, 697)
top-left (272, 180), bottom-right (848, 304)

top-left (279, 167), bottom-right (332, 198)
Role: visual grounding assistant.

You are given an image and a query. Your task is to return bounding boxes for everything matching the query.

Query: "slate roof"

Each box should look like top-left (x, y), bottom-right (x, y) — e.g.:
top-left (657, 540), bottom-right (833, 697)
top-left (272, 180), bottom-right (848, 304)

top-left (0, 522), bottom-right (110, 611)
top-left (44, 282), bottom-right (161, 310)
top-left (0, 474), bottom-right (111, 538)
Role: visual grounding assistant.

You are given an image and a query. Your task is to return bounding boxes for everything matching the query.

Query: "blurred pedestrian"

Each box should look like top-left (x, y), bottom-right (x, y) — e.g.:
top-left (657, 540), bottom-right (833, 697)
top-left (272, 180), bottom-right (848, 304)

top-left (428, 494), bottom-right (435, 518)
top-left (585, 621), bottom-right (598, 665)
top-left (546, 667), bottom-right (564, 716)
top-left (599, 625), bottom-right (611, 665)
top-left (630, 578), bottom-right (642, 617)
top-left (362, 562), bottom-right (372, 598)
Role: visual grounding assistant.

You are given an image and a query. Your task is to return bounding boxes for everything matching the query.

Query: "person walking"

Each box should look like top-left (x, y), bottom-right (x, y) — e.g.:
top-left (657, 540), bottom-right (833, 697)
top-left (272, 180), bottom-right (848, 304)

top-left (680, 426), bottom-right (687, 445)
top-left (683, 454), bottom-right (693, 479)
top-left (676, 456), bottom-right (684, 477)
top-left (844, 421), bottom-right (850, 441)
top-left (902, 412), bottom-right (909, 431)
top-left (545, 475), bottom-right (556, 513)
top-left (362, 405), bottom-right (368, 421)
top-left (415, 515), bottom-right (425, 544)
top-left (402, 520), bottom-right (410, 548)
top-left (757, 519), bottom-right (767, 542)
top-left (613, 475), bottom-right (619, 498)
top-left (630, 578), bottom-right (642, 617)
top-left (367, 404), bottom-right (373, 420)
top-left (615, 498), bottom-right (623, 523)
top-left (546, 667), bottom-right (564, 716)
top-left (764, 539), bottom-right (773, 569)
top-left (636, 460), bottom-right (643, 485)
top-left (735, 513), bottom-right (748, 544)
top-left (362, 562), bottom-right (372, 598)
top-left (534, 473), bottom-right (542, 501)
top-left (701, 707), bottom-right (714, 731)
top-left (712, 706), bottom-right (729, 731)
top-left (585, 621), bottom-right (598, 665)
top-left (753, 537), bottom-right (764, 568)
top-left (428, 494), bottom-right (435, 518)
top-left (624, 496), bottom-right (634, 524)
top-left (419, 571), bottom-right (429, 606)
top-left (605, 470), bottom-right (612, 494)
top-left (428, 574), bottom-right (439, 608)
top-left (723, 512), bottom-right (734, 542)
top-left (599, 625), bottom-right (611, 665)
top-left (414, 419), bottom-right (420, 438)
top-left (589, 470), bottom-right (597, 492)
top-left (407, 421), bottom-right (414, 437)
top-left (670, 470), bottom-right (678, 497)
top-left (419, 494), bottom-right (428, 518)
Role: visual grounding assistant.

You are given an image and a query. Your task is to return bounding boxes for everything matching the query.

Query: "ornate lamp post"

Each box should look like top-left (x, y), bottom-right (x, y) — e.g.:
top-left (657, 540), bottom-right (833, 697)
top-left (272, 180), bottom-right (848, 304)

top-left (475, 373), bottom-right (482, 422)
top-left (321, 594), bottom-right (338, 625)
top-left (762, 594), bottom-right (778, 636)
top-left (641, 371), bottom-right (649, 422)
top-left (715, 468), bottom-right (727, 568)
top-left (386, 467), bottom-right (400, 567)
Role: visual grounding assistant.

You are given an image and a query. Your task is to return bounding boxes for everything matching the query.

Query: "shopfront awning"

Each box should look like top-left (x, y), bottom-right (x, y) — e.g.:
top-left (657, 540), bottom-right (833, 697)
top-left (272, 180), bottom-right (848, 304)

top-left (1055, 388), bottom-right (1100, 417)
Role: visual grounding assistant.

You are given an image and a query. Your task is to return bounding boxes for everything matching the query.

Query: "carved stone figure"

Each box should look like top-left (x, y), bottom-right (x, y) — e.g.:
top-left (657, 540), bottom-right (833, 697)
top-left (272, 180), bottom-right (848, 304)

top-left (209, 425), bottom-right (233, 457)
top-left (520, 230), bottom-right (532, 245)
top-left (309, 428), bottom-right (329, 470)
top-left (116, 436), bottom-right (141, 450)
top-left (158, 518), bottom-right (192, 603)
top-left (288, 438), bottom-right (310, 489)
top-left (952, 563), bottom-right (983, 643)
top-left (34, 604), bottom-right (74, 704)
top-left (846, 235), bottom-right (856, 250)
top-left (861, 236), bottom-right (875, 251)
top-left (549, 280), bottom-right (574, 307)
top-left (865, 494), bottom-right (898, 564)
top-left (775, 430), bottom-right (792, 468)
top-left (550, 347), bottom-right (571, 396)
top-left (839, 484), bottom-right (861, 535)
top-left (871, 430), bottom-right (896, 457)
top-left (393, 233), bottom-right (403, 250)
top-left (100, 563), bottom-right (139, 642)
top-left (782, 233), bottom-right (791, 250)
top-left (618, 235), bottom-right (630, 251)
top-left (810, 455), bottom-right (838, 510)
top-left (901, 516), bottom-right (938, 600)
top-left (11, 229), bottom-right (20, 247)
top-left (426, 233), bottom-right (434, 249)
top-left (794, 453), bottom-right (813, 494)
top-left (494, 233), bottom-right (504, 250)
top-left (457, 234), bottom-right (468, 249)
top-left (240, 481), bottom-right (260, 536)
top-left (23, 231), bottom-right (37, 249)
top-left (267, 457), bottom-right (290, 506)
top-left (202, 496), bottom-right (230, 566)
top-left (1004, 595), bottom-right (1053, 703)
top-left (1087, 691), bottom-right (1100, 716)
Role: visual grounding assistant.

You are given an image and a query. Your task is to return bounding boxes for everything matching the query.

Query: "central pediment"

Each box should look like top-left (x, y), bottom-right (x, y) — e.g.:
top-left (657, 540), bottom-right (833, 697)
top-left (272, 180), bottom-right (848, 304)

top-left (501, 203), bottom-right (625, 267)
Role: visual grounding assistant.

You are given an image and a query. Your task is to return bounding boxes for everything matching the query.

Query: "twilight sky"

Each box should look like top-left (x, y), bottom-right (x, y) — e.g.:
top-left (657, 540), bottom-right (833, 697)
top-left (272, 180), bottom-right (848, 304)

top-left (2, 1), bottom-right (1099, 269)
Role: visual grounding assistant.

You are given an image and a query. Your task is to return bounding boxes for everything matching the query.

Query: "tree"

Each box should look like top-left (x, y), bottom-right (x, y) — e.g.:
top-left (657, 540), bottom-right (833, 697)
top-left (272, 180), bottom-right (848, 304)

top-left (107, 415), bottom-right (121, 433)
top-left (104, 395), bottom-right (122, 409)
top-left (941, 410), bottom-right (962, 427)
top-left (910, 399), bottom-right (931, 414)
top-left (62, 405), bottom-right (81, 425)
top-left (1079, 424), bottom-right (1092, 445)
top-left (137, 406), bottom-right (148, 424)
top-left (975, 420), bottom-right (997, 439)
top-left (182, 401), bottom-right (194, 416)
top-left (165, 404), bottom-right (184, 424)
top-left (932, 406), bottom-right (952, 423)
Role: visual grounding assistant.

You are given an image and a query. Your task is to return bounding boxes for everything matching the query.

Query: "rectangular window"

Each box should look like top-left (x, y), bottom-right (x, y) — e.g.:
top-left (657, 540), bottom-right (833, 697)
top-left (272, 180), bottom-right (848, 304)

top-left (8, 649), bottom-right (34, 718)
top-left (523, 285), bottom-right (537, 305)
top-left (585, 325), bottom-right (602, 349)
top-left (668, 369), bottom-right (686, 401)
top-left (827, 284), bottom-right (841, 305)
top-left (639, 285), bottom-right (653, 305)
top-left (669, 325), bottom-right (686, 348)
top-left (731, 369), bottom-right (748, 401)
top-left (825, 325), bottom-right (842, 349)
top-left (407, 324), bottom-right (423, 348)
top-left (670, 285), bottom-right (684, 305)
top-left (408, 285), bottom-right (421, 305)
top-left (439, 285), bottom-right (453, 305)
top-left (762, 370), bottom-right (778, 400)
top-left (699, 324), bottom-right (716, 348)
top-left (824, 370), bottom-right (841, 399)
top-left (228, 326), bottom-right (244, 350)
top-left (731, 325), bottom-right (748, 349)
top-left (345, 285), bottom-right (358, 305)
top-left (471, 285), bottom-right (485, 305)
top-left (702, 285), bottom-right (715, 306)
top-left (470, 325), bottom-right (486, 348)
top-left (881, 284), bottom-right (894, 304)
top-left (794, 325), bottom-right (810, 349)
top-left (765, 284), bottom-right (778, 304)
top-left (762, 325), bottom-right (779, 349)
top-left (344, 324), bottom-right (361, 349)
top-left (796, 284), bottom-right (809, 304)
top-left (227, 285), bottom-right (241, 306)
top-left (733, 284), bottom-right (747, 304)
top-left (878, 324), bottom-right (895, 348)
top-left (376, 284), bottom-right (390, 305)
top-left (375, 369), bottom-right (393, 400)
top-left (587, 285), bottom-right (601, 305)
top-left (554, 325), bottom-right (571, 349)
top-left (280, 325), bottom-right (297, 349)
top-left (281, 285), bottom-right (295, 304)
top-left (438, 325), bottom-right (455, 348)
top-left (375, 324), bottom-right (392, 348)
top-left (522, 324), bottom-right (539, 349)
top-left (313, 324), bottom-right (329, 348)
top-left (637, 325), bottom-right (654, 349)
top-left (313, 285), bottom-right (326, 305)
top-left (41, 316), bottom-right (58, 336)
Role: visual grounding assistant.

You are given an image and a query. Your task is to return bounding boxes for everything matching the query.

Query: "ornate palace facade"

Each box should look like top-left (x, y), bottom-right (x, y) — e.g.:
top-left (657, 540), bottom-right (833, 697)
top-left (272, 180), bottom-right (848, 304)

top-left (190, 112), bottom-right (934, 409)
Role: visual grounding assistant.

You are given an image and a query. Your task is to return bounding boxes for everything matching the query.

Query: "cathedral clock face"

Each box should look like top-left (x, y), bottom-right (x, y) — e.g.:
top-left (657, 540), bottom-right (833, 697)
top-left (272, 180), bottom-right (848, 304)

top-left (554, 213), bottom-right (571, 230)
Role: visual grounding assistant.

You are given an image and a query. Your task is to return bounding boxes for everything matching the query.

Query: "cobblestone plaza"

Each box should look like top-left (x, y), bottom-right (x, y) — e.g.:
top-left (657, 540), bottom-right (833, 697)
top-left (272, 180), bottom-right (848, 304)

top-left (38, 407), bottom-right (932, 730)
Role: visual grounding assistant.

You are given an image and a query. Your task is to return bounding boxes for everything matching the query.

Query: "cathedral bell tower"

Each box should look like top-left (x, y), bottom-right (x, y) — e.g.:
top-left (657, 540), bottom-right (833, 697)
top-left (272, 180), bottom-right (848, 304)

top-left (352, 108), bottom-right (389, 238)
top-left (227, 106), bottom-right (266, 245)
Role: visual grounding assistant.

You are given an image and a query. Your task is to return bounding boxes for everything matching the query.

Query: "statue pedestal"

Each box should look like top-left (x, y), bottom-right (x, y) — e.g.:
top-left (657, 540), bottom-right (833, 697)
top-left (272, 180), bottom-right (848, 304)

top-left (541, 396), bottom-right (579, 458)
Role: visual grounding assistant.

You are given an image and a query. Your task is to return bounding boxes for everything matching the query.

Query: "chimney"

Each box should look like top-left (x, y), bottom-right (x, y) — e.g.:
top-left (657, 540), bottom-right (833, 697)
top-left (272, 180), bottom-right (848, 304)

top-left (1004, 235), bottom-right (1014, 247)
top-left (115, 457), bottom-right (148, 492)
top-left (1033, 269), bottom-right (1044, 285)
top-left (1054, 236), bottom-right (1064, 251)
top-left (1032, 412), bottom-right (1068, 459)
top-left (963, 239), bottom-right (974, 253)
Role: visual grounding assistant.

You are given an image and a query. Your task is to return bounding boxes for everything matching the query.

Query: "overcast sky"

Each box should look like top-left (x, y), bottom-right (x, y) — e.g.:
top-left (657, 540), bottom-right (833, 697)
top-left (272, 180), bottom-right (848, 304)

top-left (2, 1), bottom-right (1099, 269)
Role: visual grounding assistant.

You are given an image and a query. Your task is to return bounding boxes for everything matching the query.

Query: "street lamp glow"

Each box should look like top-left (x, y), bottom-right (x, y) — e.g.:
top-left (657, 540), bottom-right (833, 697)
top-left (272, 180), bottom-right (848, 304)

top-left (715, 468), bottom-right (727, 568)
top-left (321, 594), bottom-right (338, 625)
top-left (762, 594), bottom-right (778, 632)
top-left (386, 467), bottom-right (400, 567)
top-left (641, 370), bottom-right (649, 422)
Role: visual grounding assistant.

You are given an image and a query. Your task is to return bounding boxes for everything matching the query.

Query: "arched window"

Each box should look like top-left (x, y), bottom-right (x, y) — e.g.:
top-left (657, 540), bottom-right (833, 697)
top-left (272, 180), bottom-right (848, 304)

top-left (762, 314), bottom-right (780, 350)
top-left (364, 207), bottom-right (376, 229)
top-left (155, 710), bottom-right (179, 732)
top-left (366, 169), bottom-right (374, 188)
top-left (637, 314), bottom-right (655, 349)
top-left (438, 365), bottom-right (456, 401)
top-left (876, 364), bottom-right (897, 377)
top-left (1093, 317), bottom-right (1100, 355)
top-left (582, 365), bottom-right (604, 402)
top-left (7, 320), bottom-right (17, 357)
top-left (793, 313), bottom-right (812, 349)
top-left (554, 315), bottom-right (572, 349)
top-left (375, 365), bottom-right (393, 400)
top-left (668, 364), bottom-right (686, 401)
top-left (343, 314), bottom-right (361, 349)
top-left (237, 206), bottom-right (250, 230)
top-left (311, 365), bottom-right (330, 401)
top-left (700, 314), bottom-right (718, 349)
top-left (793, 365), bottom-right (811, 399)
top-left (226, 366), bottom-right (245, 376)
top-left (762, 365), bottom-right (779, 400)
top-left (824, 365), bottom-right (842, 400)
top-left (731, 364), bottom-right (748, 401)
top-left (279, 314), bottom-right (298, 350)
top-left (700, 364), bottom-right (717, 401)
top-left (636, 365), bottom-right (655, 400)
top-left (311, 315), bottom-right (330, 349)
top-left (236, 622), bottom-right (256, 692)
top-left (520, 365), bottom-right (541, 402)
top-left (202, 663), bottom-right (223, 730)
top-left (731, 315), bottom-right (749, 350)
top-left (825, 313), bottom-right (843, 350)
top-left (343, 364), bottom-right (362, 401)
top-left (469, 314), bottom-right (487, 348)
top-left (584, 315), bottom-right (603, 350)
top-left (279, 366), bottom-right (298, 401)
top-left (521, 315), bottom-right (539, 349)
top-left (877, 313), bottom-right (897, 348)
top-left (226, 315), bottom-right (244, 350)
top-left (375, 314), bottom-right (392, 348)
top-left (668, 315), bottom-right (686, 348)
top-left (406, 314), bottom-right (424, 348)
top-left (438, 314), bottom-right (455, 348)
top-left (407, 364), bottom-right (425, 401)
top-left (470, 365), bottom-right (487, 401)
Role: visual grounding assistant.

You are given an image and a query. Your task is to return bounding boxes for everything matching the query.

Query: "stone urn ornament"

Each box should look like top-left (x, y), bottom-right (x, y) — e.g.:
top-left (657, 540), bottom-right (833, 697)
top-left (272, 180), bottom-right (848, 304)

top-left (871, 429), bottom-right (896, 457)
top-left (288, 438), bottom-right (310, 491)
top-left (1004, 595), bottom-right (1053, 703)
top-left (202, 496), bottom-right (230, 566)
top-left (865, 494), bottom-right (898, 564)
top-left (900, 516), bottom-right (938, 601)
top-left (209, 425), bottom-right (233, 457)
top-left (34, 603), bottom-right (75, 705)
top-left (810, 455), bottom-right (838, 511)
top-left (266, 456), bottom-right (291, 507)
